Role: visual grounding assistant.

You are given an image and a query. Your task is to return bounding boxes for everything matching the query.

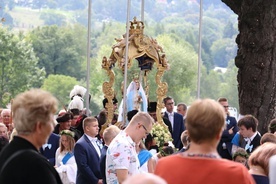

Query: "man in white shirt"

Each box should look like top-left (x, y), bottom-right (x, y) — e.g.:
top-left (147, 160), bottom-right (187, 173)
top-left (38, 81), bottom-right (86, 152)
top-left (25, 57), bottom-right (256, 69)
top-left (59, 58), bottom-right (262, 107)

top-left (106, 112), bottom-right (154, 184)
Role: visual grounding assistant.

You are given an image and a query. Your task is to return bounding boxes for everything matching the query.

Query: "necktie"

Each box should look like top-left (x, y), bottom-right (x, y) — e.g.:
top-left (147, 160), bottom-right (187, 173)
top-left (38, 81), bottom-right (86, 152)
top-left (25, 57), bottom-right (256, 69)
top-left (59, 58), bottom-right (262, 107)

top-left (245, 139), bottom-right (253, 152)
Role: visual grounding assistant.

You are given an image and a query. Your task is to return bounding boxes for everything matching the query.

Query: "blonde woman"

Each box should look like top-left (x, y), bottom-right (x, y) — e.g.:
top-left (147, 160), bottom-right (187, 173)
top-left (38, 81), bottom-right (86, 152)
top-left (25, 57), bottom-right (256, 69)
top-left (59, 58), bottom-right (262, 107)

top-left (55, 130), bottom-right (77, 184)
top-left (248, 142), bottom-right (276, 184)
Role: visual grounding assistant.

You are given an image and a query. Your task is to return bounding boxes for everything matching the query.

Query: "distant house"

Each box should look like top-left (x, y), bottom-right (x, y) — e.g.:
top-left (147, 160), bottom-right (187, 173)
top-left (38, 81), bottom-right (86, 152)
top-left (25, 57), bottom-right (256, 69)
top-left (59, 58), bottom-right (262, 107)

top-left (214, 67), bottom-right (227, 73)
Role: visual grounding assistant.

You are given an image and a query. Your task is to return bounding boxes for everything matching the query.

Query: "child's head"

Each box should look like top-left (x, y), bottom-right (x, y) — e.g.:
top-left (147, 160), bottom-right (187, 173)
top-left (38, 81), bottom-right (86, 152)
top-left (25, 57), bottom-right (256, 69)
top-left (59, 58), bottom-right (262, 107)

top-left (233, 148), bottom-right (249, 166)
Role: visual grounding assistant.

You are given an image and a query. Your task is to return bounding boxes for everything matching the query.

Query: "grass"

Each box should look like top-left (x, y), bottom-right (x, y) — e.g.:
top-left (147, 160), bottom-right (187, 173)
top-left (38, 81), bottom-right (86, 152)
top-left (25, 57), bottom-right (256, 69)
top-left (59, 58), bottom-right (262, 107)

top-left (8, 6), bottom-right (44, 31)
top-left (8, 6), bottom-right (79, 32)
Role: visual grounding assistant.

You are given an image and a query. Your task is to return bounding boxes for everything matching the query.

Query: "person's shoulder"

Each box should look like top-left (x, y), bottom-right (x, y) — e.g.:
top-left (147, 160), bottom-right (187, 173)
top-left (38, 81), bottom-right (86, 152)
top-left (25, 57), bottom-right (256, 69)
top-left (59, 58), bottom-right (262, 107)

top-left (22, 149), bottom-right (43, 158)
top-left (253, 133), bottom-right (262, 143)
top-left (217, 159), bottom-right (248, 171)
top-left (157, 154), bottom-right (181, 164)
top-left (9, 149), bottom-right (48, 166)
top-left (75, 134), bottom-right (85, 143)
top-left (108, 135), bottom-right (130, 151)
top-left (217, 160), bottom-right (255, 183)
top-left (74, 136), bottom-right (87, 149)
top-left (228, 116), bottom-right (237, 122)
top-left (55, 147), bottom-right (61, 153)
top-left (175, 112), bottom-right (182, 118)
top-left (50, 133), bottom-right (60, 141)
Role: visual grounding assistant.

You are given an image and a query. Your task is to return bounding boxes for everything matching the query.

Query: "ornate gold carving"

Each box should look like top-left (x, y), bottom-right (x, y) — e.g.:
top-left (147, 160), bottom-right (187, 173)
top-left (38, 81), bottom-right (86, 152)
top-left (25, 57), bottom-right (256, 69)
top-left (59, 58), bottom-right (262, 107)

top-left (101, 17), bottom-right (169, 131)
top-left (143, 70), bottom-right (150, 99)
top-left (155, 54), bottom-right (169, 127)
top-left (100, 56), bottom-right (115, 136)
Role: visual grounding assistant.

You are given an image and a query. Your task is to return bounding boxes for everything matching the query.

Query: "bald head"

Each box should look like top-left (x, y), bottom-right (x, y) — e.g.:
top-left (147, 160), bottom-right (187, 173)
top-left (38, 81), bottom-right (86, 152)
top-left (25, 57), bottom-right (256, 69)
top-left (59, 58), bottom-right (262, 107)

top-left (123, 173), bottom-right (167, 184)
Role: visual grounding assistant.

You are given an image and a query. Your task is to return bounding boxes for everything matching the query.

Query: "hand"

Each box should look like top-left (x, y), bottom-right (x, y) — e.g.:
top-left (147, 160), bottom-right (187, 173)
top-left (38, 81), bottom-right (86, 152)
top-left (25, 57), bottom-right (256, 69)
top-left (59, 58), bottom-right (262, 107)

top-left (228, 127), bottom-right (234, 134)
top-left (98, 179), bottom-right (103, 184)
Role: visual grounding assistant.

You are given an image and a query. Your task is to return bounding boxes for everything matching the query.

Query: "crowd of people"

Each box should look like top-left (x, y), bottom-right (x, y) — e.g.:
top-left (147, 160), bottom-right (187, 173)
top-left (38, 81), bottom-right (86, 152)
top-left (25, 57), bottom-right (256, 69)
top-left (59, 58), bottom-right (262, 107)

top-left (0, 86), bottom-right (276, 184)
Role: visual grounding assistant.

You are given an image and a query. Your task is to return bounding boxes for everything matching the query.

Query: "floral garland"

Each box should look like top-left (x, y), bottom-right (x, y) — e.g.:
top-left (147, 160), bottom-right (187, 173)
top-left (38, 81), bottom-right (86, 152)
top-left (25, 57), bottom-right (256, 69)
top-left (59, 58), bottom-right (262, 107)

top-left (151, 123), bottom-right (173, 148)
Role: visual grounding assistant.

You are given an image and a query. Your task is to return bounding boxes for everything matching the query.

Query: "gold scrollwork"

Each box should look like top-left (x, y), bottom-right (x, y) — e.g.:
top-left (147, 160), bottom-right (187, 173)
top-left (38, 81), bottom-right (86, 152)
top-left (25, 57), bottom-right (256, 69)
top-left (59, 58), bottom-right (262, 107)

top-left (101, 17), bottom-right (169, 131)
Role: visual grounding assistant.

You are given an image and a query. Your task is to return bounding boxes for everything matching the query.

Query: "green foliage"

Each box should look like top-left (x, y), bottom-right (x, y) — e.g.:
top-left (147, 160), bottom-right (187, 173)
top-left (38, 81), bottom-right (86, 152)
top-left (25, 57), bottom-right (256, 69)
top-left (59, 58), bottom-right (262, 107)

top-left (202, 16), bottom-right (224, 43)
top-left (0, 27), bottom-right (45, 107)
top-left (219, 60), bottom-right (239, 110)
top-left (93, 0), bottom-right (140, 22)
top-left (154, 23), bottom-right (165, 36)
top-left (200, 67), bottom-right (221, 99)
top-left (4, 0), bottom-right (241, 112)
top-left (28, 25), bottom-right (87, 80)
top-left (211, 38), bottom-right (237, 67)
top-left (158, 34), bottom-right (198, 104)
top-left (42, 74), bottom-right (78, 109)
top-left (93, 22), bottom-right (125, 56)
top-left (200, 59), bottom-right (239, 109)
top-left (40, 11), bottom-right (67, 26)
top-left (223, 21), bottom-right (238, 39)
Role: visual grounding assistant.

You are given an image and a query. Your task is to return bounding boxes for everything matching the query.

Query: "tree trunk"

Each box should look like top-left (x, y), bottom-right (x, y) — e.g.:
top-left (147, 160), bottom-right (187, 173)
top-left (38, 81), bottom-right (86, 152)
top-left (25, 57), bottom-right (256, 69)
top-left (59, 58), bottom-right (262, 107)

top-left (222, 0), bottom-right (276, 134)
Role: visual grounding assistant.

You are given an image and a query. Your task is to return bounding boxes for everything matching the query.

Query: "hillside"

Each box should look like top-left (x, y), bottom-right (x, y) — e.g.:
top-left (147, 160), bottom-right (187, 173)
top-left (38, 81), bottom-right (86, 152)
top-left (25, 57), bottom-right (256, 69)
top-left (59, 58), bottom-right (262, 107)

top-left (8, 7), bottom-right (44, 31)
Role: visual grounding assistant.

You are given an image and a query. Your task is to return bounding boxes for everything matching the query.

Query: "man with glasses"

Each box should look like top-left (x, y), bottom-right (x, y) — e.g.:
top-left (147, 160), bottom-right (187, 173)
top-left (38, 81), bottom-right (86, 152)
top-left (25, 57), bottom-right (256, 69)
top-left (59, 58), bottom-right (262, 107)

top-left (106, 112), bottom-right (154, 184)
top-left (217, 97), bottom-right (238, 160)
top-left (163, 96), bottom-right (185, 150)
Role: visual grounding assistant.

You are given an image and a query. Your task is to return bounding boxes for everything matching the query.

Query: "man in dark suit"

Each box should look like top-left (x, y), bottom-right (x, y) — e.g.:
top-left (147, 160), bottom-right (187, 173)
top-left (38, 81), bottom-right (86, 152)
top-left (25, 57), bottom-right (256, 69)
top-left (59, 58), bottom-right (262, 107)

top-left (74, 117), bottom-right (103, 184)
top-left (40, 132), bottom-right (60, 166)
top-left (238, 115), bottom-right (261, 154)
top-left (163, 96), bottom-right (185, 150)
top-left (217, 97), bottom-right (239, 160)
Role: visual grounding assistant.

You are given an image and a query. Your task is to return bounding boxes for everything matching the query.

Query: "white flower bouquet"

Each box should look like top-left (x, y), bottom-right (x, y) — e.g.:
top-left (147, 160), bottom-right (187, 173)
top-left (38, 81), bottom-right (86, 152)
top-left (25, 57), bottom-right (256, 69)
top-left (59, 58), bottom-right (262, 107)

top-left (151, 123), bottom-right (173, 148)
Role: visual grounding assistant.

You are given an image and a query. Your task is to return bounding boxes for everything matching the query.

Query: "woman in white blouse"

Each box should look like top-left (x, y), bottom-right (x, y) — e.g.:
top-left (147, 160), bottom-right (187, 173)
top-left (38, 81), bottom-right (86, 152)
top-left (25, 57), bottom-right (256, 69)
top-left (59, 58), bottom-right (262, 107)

top-left (55, 130), bottom-right (77, 184)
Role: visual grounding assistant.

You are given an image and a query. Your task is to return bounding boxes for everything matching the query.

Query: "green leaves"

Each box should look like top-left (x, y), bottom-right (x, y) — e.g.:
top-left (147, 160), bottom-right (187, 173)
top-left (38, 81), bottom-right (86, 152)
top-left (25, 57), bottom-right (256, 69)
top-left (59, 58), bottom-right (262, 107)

top-left (29, 25), bottom-right (86, 80)
top-left (0, 27), bottom-right (45, 106)
top-left (42, 74), bottom-right (78, 109)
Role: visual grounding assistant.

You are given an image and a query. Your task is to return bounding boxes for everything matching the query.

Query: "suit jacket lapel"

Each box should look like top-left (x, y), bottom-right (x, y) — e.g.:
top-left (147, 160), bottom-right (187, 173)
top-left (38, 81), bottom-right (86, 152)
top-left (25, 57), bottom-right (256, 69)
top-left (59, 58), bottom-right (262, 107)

top-left (164, 112), bottom-right (168, 119)
top-left (84, 134), bottom-right (100, 159)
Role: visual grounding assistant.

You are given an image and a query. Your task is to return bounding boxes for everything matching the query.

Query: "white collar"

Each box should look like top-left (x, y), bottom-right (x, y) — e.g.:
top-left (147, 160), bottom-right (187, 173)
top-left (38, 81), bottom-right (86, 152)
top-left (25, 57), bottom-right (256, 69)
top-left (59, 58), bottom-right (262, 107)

top-left (121, 130), bottom-right (135, 147)
top-left (248, 132), bottom-right (258, 142)
top-left (85, 133), bottom-right (98, 142)
top-left (166, 111), bottom-right (174, 115)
